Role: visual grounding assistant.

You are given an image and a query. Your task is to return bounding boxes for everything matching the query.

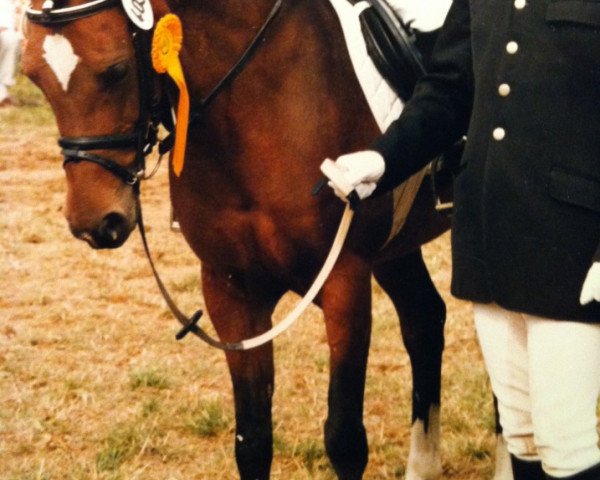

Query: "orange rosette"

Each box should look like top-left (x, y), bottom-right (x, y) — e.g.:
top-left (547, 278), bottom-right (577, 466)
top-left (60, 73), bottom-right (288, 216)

top-left (151, 14), bottom-right (189, 177)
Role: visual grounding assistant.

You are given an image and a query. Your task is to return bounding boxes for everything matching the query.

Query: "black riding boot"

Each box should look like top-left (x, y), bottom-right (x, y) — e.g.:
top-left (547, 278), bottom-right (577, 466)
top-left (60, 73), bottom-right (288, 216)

top-left (511, 454), bottom-right (545, 480)
top-left (545, 462), bottom-right (600, 480)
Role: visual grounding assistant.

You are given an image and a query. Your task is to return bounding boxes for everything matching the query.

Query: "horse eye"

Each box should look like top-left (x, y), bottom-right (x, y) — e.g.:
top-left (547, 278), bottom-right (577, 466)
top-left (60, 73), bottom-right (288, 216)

top-left (99, 62), bottom-right (129, 87)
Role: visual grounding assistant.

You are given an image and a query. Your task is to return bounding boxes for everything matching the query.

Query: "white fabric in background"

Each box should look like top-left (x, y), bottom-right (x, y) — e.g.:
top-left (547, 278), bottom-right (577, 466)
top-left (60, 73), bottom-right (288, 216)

top-left (0, 0), bottom-right (20, 98)
top-left (0, 0), bottom-right (17, 30)
top-left (0, 29), bottom-right (20, 91)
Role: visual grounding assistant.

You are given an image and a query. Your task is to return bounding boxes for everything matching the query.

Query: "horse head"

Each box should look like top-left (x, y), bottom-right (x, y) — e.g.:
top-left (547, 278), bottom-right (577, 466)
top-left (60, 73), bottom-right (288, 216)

top-left (21, 0), bottom-right (170, 248)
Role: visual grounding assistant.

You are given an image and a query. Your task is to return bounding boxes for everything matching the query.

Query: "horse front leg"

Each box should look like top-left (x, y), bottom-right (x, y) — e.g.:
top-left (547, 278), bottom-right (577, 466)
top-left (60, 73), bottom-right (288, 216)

top-left (320, 253), bottom-right (373, 480)
top-left (201, 265), bottom-right (281, 480)
top-left (373, 250), bottom-right (445, 480)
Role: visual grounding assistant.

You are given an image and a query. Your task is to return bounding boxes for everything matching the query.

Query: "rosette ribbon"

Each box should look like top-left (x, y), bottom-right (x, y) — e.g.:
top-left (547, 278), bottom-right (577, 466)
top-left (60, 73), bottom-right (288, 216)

top-left (151, 14), bottom-right (189, 177)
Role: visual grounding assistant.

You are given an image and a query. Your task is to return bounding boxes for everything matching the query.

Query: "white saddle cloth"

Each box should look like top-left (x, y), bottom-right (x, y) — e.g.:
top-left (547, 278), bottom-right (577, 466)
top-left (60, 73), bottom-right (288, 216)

top-left (328, 0), bottom-right (450, 244)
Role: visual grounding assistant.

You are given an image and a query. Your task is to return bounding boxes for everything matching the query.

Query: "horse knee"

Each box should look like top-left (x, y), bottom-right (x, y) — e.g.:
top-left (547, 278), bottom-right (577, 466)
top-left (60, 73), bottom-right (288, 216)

top-left (324, 417), bottom-right (368, 478)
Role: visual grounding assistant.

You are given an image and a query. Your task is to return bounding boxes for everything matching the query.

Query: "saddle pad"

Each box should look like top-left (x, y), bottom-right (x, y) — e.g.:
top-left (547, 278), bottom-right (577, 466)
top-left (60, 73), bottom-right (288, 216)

top-left (329, 0), bottom-right (426, 245)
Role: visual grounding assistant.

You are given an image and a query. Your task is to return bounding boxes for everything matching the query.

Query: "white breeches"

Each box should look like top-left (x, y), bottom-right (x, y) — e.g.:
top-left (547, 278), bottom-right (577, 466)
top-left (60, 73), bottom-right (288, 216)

top-left (473, 303), bottom-right (600, 478)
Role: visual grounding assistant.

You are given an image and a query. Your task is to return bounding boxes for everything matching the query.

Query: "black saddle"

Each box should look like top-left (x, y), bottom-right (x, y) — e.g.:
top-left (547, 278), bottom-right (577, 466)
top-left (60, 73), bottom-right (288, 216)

top-left (356, 0), bottom-right (438, 101)
top-left (354, 0), bottom-right (460, 214)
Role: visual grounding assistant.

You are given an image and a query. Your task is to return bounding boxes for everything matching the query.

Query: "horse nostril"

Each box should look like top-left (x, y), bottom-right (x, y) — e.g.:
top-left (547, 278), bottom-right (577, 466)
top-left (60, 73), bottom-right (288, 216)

top-left (93, 212), bottom-right (130, 249)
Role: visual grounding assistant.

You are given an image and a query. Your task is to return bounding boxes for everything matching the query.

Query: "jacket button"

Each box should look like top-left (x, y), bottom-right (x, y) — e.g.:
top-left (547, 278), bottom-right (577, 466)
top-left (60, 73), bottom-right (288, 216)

top-left (498, 83), bottom-right (511, 96)
top-left (506, 41), bottom-right (519, 54)
top-left (514, 0), bottom-right (526, 9)
top-left (493, 127), bottom-right (506, 141)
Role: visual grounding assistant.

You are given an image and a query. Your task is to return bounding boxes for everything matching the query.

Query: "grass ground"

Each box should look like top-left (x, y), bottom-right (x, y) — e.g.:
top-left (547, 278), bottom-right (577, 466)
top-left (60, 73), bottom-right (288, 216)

top-left (2, 74), bottom-right (502, 479)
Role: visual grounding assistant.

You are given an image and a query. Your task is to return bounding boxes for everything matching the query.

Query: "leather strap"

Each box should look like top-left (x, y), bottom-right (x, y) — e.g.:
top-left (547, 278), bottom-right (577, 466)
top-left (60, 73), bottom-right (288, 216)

top-left (62, 149), bottom-right (142, 185)
top-left (26, 0), bottom-right (120, 25)
top-left (189, 0), bottom-right (284, 119)
top-left (58, 134), bottom-right (139, 151)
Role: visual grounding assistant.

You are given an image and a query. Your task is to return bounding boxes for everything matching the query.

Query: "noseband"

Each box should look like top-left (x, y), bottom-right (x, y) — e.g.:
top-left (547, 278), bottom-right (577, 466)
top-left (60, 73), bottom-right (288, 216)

top-left (26, 0), bottom-right (165, 190)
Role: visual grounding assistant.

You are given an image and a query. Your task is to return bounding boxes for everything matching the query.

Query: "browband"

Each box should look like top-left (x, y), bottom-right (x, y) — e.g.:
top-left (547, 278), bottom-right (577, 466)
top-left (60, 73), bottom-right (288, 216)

top-left (26, 0), bottom-right (120, 25)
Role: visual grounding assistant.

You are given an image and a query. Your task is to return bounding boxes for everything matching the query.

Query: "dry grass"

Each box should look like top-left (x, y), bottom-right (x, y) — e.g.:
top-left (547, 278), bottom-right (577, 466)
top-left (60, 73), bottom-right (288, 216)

top-left (1, 76), bottom-right (498, 479)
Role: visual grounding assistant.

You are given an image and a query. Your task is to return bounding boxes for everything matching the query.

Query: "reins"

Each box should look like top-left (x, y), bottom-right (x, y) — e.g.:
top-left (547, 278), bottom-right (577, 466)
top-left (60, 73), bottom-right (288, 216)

top-left (157, 0), bottom-right (284, 159)
top-left (193, 0), bottom-right (283, 113)
top-left (27, 0), bottom-right (356, 351)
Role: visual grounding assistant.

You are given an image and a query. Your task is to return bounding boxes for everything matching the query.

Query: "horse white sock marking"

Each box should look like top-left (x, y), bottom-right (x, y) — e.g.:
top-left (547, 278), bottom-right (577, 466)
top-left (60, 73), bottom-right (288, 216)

top-left (42, 34), bottom-right (80, 92)
top-left (406, 405), bottom-right (442, 480)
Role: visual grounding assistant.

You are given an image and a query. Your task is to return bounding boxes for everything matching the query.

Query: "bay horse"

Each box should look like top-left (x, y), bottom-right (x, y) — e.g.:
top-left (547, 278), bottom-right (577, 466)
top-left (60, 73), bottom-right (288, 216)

top-left (22, 0), bottom-right (456, 478)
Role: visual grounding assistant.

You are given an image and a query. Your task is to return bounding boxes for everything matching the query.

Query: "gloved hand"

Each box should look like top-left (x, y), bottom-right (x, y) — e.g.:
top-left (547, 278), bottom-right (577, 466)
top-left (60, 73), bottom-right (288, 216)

top-left (321, 150), bottom-right (385, 202)
top-left (580, 262), bottom-right (600, 305)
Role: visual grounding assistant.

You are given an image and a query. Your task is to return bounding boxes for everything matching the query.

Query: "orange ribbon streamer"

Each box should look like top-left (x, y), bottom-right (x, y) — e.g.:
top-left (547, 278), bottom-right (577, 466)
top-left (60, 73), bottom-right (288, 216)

top-left (151, 14), bottom-right (189, 177)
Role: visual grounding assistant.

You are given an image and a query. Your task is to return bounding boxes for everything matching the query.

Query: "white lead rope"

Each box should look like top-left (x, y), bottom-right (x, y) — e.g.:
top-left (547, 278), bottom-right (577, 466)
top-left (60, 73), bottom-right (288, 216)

top-left (236, 202), bottom-right (354, 349)
top-left (236, 158), bottom-right (356, 349)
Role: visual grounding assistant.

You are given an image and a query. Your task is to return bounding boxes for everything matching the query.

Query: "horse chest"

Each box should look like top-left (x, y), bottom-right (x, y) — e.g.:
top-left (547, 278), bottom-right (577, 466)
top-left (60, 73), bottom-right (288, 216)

top-left (178, 205), bottom-right (299, 276)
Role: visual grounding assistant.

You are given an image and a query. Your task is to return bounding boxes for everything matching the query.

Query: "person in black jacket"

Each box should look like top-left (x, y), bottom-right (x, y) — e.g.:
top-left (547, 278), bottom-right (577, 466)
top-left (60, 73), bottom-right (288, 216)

top-left (324, 0), bottom-right (600, 478)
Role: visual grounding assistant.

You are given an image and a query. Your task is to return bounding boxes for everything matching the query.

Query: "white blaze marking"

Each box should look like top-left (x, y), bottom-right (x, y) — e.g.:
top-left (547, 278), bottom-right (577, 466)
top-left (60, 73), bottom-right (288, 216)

top-left (42, 34), bottom-right (80, 92)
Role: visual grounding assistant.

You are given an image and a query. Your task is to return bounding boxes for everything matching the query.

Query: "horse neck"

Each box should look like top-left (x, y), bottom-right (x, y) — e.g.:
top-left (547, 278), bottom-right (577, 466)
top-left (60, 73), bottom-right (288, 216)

top-left (161, 1), bottom-right (276, 31)
top-left (196, 1), bottom-right (276, 25)
top-left (160, 0), bottom-right (278, 100)
top-left (152, 1), bottom-right (277, 30)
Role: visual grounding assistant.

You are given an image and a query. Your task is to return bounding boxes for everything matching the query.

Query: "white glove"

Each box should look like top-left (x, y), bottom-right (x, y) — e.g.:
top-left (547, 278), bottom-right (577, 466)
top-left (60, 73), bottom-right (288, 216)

top-left (321, 150), bottom-right (385, 202)
top-left (580, 262), bottom-right (600, 305)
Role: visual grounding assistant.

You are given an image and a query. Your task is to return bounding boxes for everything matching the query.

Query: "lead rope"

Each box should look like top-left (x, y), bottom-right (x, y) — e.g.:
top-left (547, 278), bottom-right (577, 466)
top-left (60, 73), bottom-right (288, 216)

top-left (137, 199), bottom-right (354, 351)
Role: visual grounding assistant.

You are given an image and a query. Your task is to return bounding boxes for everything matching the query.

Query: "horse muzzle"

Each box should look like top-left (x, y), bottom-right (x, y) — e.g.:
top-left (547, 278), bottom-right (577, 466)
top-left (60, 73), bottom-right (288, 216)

top-left (70, 211), bottom-right (134, 249)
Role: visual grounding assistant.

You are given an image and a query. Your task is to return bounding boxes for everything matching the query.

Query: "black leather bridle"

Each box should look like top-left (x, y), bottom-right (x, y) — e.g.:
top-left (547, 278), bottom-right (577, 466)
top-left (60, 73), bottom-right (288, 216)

top-left (26, 0), bottom-right (165, 192)
top-left (26, 0), bottom-right (287, 350)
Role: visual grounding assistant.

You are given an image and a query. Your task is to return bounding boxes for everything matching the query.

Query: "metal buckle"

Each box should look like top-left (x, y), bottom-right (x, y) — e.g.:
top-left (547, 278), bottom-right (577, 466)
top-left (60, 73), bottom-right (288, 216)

top-left (428, 157), bottom-right (454, 214)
